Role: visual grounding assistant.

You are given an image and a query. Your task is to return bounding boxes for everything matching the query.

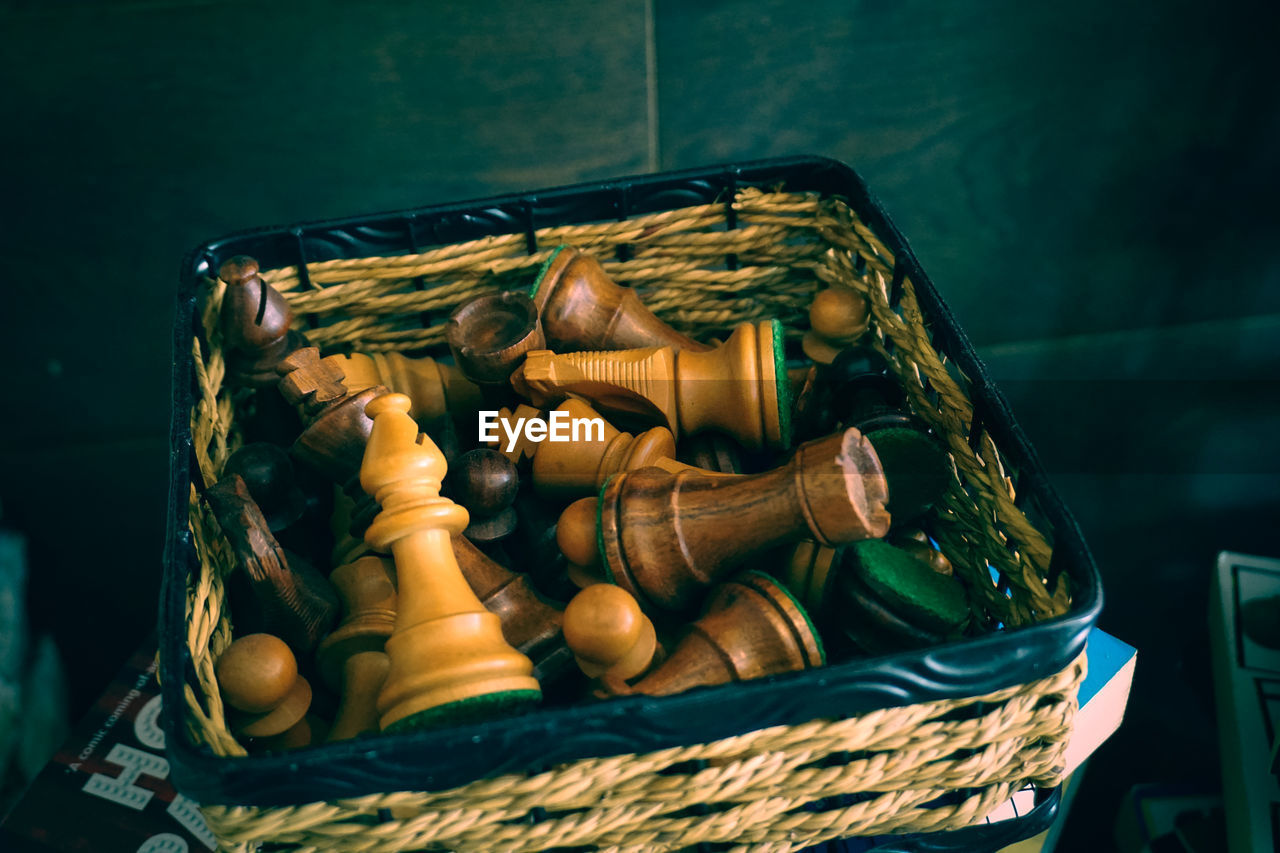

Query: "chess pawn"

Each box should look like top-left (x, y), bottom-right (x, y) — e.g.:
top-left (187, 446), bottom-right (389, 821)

top-left (828, 540), bottom-right (969, 655)
top-left (325, 351), bottom-right (482, 428)
top-left (624, 572), bottom-right (824, 697)
top-left (316, 558), bottom-right (397, 741)
top-left (482, 404), bottom-right (544, 467)
top-left (563, 584), bottom-right (659, 686)
top-left (218, 256), bottom-right (309, 387)
top-left (531, 245), bottom-right (712, 353)
top-left (447, 449), bottom-right (519, 543)
top-left (514, 319), bottom-right (790, 451)
top-left (599, 428), bottom-right (891, 612)
top-left (531, 398), bottom-right (676, 498)
top-left (801, 286), bottom-right (871, 365)
top-left (446, 291), bottom-right (545, 391)
top-left (222, 443), bottom-right (308, 532)
top-left (361, 392), bottom-right (540, 731)
top-left (217, 634), bottom-right (314, 743)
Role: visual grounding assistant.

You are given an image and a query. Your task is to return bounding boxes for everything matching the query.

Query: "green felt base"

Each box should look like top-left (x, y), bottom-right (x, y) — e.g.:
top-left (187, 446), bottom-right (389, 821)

top-left (383, 689), bottom-right (542, 734)
top-left (771, 318), bottom-right (793, 448)
top-left (527, 244), bottom-right (568, 300)
top-left (866, 427), bottom-right (951, 523)
top-left (848, 539), bottom-right (968, 633)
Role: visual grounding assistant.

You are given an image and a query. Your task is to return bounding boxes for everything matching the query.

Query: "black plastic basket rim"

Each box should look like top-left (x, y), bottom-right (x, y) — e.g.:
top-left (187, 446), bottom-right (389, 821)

top-left (160, 155), bottom-right (1102, 813)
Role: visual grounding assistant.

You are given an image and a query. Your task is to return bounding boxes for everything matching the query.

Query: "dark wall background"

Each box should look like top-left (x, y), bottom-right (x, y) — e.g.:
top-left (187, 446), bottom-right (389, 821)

top-left (2, 0), bottom-right (1277, 846)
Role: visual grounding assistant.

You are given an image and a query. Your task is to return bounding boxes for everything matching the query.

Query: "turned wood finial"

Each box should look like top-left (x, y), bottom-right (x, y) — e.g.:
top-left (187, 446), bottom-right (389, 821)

top-left (530, 246), bottom-right (712, 353)
top-left (361, 393), bottom-right (540, 731)
top-left (563, 584), bottom-right (658, 682)
top-left (599, 428), bottom-right (891, 612)
top-left (446, 291), bottom-right (545, 386)
top-left (514, 319), bottom-right (790, 450)
top-left (217, 634), bottom-right (314, 741)
top-left (624, 572), bottom-right (823, 697)
top-left (531, 398), bottom-right (676, 498)
top-left (802, 286), bottom-right (871, 364)
top-left (218, 256), bottom-right (309, 387)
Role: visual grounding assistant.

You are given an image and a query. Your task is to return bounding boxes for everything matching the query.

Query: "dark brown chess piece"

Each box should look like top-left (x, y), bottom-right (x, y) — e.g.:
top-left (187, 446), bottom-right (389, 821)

top-left (801, 285), bottom-right (871, 365)
top-left (563, 584), bottom-right (660, 689)
top-left (205, 474), bottom-right (339, 655)
top-left (316, 556), bottom-right (397, 740)
top-left (827, 540), bottom-right (969, 656)
top-left (598, 429), bottom-right (891, 613)
top-left (446, 291), bottom-right (545, 391)
top-left (217, 633), bottom-right (316, 745)
top-left (619, 572), bottom-right (824, 697)
top-left (218, 256), bottom-right (309, 387)
top-left (447, 448), bottom-right (519, 543)
top-left (530, 398), bottom-right (677, 499)
top-left (530, 246), bottom-right (712, 353)
top-left (514, 319), bottom-right (790, 450)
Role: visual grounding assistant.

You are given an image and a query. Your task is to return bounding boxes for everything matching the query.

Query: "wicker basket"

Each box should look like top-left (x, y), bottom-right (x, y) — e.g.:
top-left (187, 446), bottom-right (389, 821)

top-left (160, 157), bottom-right (1101, 852)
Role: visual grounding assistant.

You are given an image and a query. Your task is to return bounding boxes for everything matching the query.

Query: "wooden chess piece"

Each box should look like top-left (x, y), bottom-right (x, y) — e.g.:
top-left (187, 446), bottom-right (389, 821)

top-left (218, 256), bottom-right (310, 387)
top-left (278, 346), bottom-right (388, 535)
top-left (514, 319), bottom-right (791, 450)
top-left (530, 245), bottom-right (712, 353)
top-left (563, 584), bottom-right (659, 686)
top-left (217, 633), bottom-right (315, 743)
top-left (316, 556), bottom-right (397, 740)
top-left (676, 432), bottom-right (746, 475)
top-left (510, 489), bottom-right (580, 601)
top-left (801, 285), bottom-right (871, 365)
top-left (361, 392), bottom-right (540, 731)
top-left (531, 398), bottom-right (677, 498)
top-left (556, 497), bottom-right (605, 588)
top-left (623, 572), bottom-right (824, 697)
top-left (446, 291), bottom-right (545, 389)
top-left (447, 449), bottom-right (519, 543)
top-left (205, 474), bottom-right (339, 655)
top-left (598, 428), bottom-right (891, 613)
top-left (222, 443), bottom-right (308, 531)
top-left (324, 350), bottom-right (483, 429)
top-left (828, 540), bottom-right (969, 655)
top-left (780, 540), bottom-right (842, 614)
top-left (452, 534), bottom-right (574, 685)
top-left (481, 404), bottom-right (544, 467)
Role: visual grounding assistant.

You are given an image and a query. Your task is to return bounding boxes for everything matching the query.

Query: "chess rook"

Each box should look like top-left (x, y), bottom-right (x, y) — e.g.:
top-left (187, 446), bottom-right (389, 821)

top-left (218, 256), bottom-right (309, 387)
top-left (531, 398), bottom-right (676, 498)
top-left (530, 246), bottom-right (711, 353)
top-left (446, 291), bottom-right (545, 387)
top-left (360, 392), bottom-right (540, 731)
top-left (515, 319), bottom-right (790, 450)
top-left (599, 428), bottom-right (891, 612)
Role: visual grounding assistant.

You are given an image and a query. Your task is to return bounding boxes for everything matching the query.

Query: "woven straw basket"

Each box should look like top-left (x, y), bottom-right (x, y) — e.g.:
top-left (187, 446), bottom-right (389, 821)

top-left (163, 158), bottom-right (1100, 853)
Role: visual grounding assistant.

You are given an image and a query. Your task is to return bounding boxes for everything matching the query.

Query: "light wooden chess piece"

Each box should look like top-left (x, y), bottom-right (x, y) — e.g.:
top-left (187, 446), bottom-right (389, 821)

top-left (531, 398), bottom-right (677, 498)
top-left (801, 285), bottom-right (871, 365)
top-left (530, 246), bottom-right (712, 353)
top-left (218, 256), bottom-right (309, 387)
top-left (481, 404), bottom-right (544, 467)
top-left (361, 392), bottom-right (540, 731)
top-left (563, 584), bottom-right (660, 689)
top-left (325, 351), bottom-right (482, 428)
top-left (514, 319), bottom-right (790, 450)
top-left (217, 633), bottom-right (315, 743)
top-left (317, 556), bottom-right (397, 741)
top-left (556, 497), bottom-right (606, 588)
top-left (599, 428), bottom-right (891, 612)
top-left (623, 572), bottom-right (824, 697)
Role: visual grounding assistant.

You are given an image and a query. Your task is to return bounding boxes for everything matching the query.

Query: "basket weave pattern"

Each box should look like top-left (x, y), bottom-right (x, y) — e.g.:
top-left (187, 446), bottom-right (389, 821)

top-left (182, 189), bottom-right (1081, 852)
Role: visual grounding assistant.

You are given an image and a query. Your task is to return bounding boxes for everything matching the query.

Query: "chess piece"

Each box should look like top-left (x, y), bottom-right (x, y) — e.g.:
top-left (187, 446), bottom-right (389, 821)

top-left (779, 540), bottom-right (842, 614)
top-left (325, 351), bottom-right (482, 429)
top-left (218, 256), bottom-right (309, 387)
top-left (829, 540), bottom-right (969, 655)
top-left (446, 291), bottom-right (545, 389)
top-left (563, 584), bottom-right (659, 685)
top-left (622, 572), bottom-right (824, 697)
top-left (278, 346), bottom-right (387, 535)
top-left (556, 497), bottom-right (605, 587)
top-left (531, 399), bottom-right (676, 498)
top-left (217, 633), bottom-right (314, 743)
top-left (676, 432), bottom-right (746, 475)
top-left (510, 489), bottom-right (580, 601)
top-left (447, 449), bottom-right (519, 543)
top-left (361, 392), bottom-right (540, 731)
top-left (482, 404), bottom-right (544, 467)
top-left (222, 443), bottom-right (308, 531)
top-left (530, 245), bottom-right (712, 353)
top-left (205, 474), bottom-right (339, 655)
top-left (452, 534), bottom-right (574, 685)
top-left (514, 319), bottom-right (791, 450)
top-left (316, 557), bottom-right (397, 687)
top-left (801, 286), bottom-right (871, 365)
top-left (599, 428), bottom-right (891, 612)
